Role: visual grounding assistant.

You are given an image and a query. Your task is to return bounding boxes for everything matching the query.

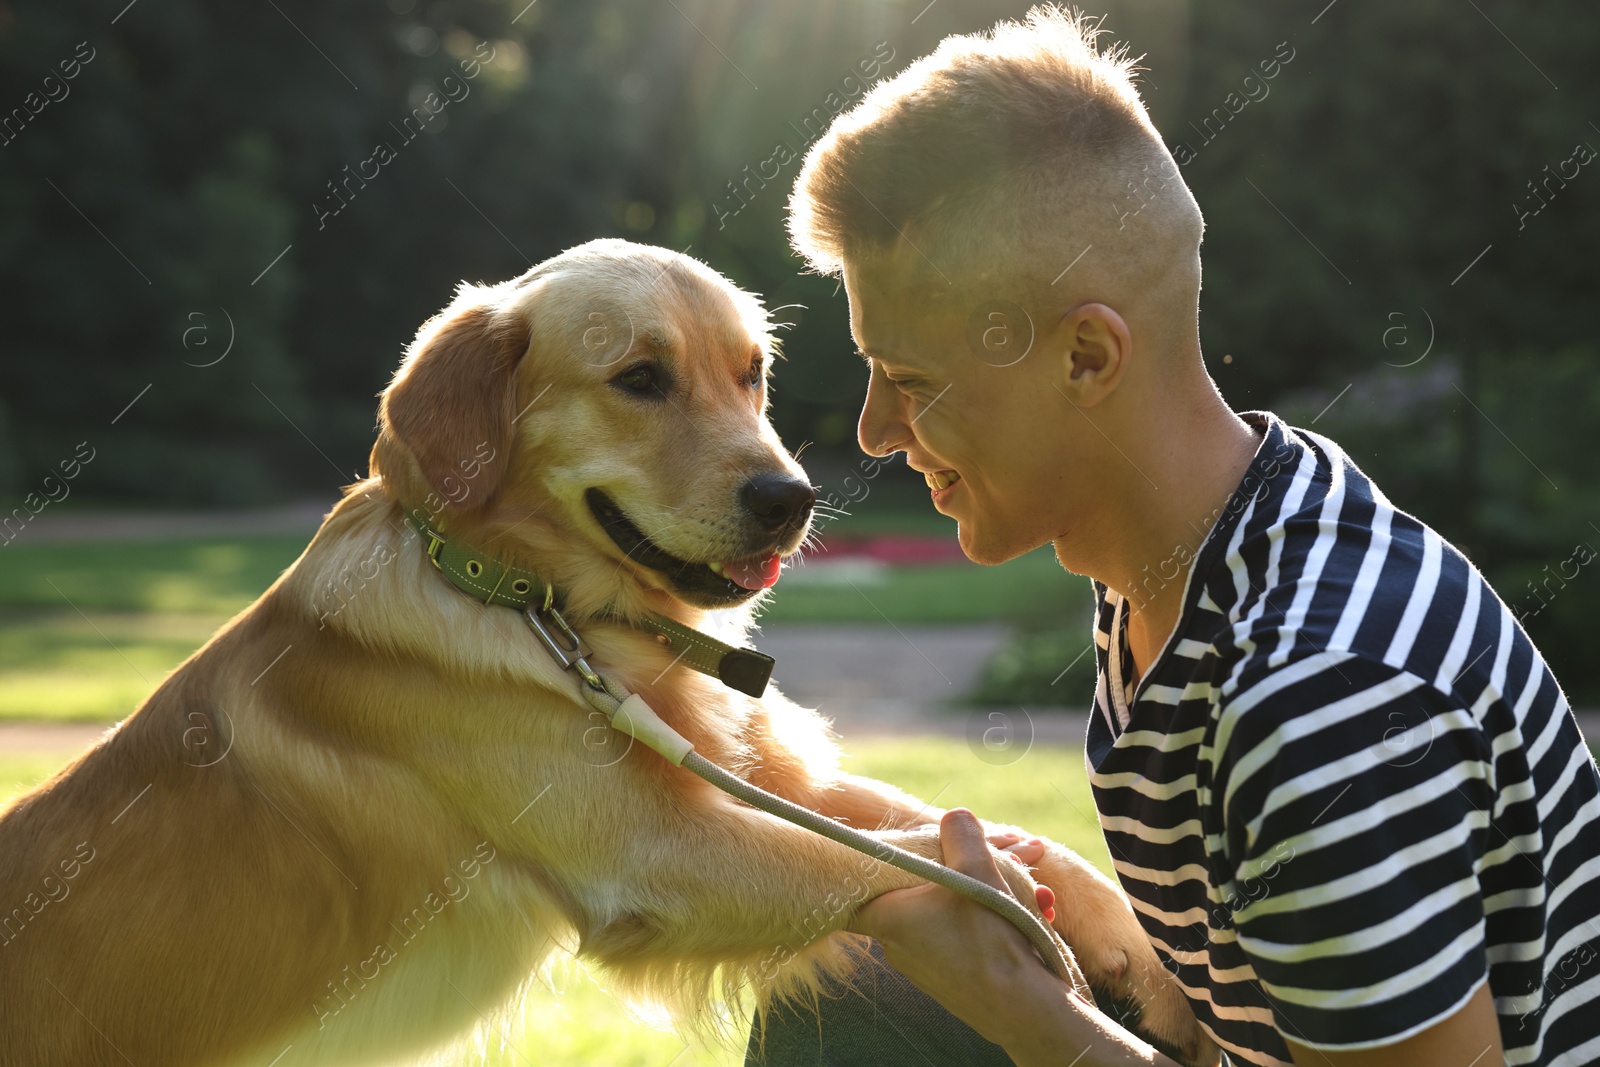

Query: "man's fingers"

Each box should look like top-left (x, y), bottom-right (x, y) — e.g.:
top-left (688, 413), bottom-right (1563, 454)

top-left (1035, 884), bottom-right (1056, 923)
top-left (939, 808), bottom-right (1011, 893)
top-left (987, 828), bottom-right (1046, 866)
top-left (1001, 837), bottom-right (1045, 866)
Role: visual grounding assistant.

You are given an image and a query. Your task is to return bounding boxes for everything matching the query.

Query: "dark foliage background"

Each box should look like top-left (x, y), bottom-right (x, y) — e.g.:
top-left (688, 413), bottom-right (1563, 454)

top-left (1, 0), bottom-right (1595, 695)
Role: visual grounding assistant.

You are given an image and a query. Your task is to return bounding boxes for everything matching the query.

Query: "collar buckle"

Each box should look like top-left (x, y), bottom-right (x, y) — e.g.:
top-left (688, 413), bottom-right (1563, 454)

top-left (524, 603), bottom-right (601, 689)
top-left (412, 514), bottom-right (447, 570)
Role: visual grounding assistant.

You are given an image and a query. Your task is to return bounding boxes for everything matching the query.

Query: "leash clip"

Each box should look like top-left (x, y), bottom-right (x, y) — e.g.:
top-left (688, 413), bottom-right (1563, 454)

top-left (524, 603), bottom-right (604, 691)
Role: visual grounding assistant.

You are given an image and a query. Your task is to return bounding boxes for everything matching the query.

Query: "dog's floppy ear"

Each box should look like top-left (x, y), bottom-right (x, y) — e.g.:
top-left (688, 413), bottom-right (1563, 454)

top-left (372, 295), bottom-right (531, 518)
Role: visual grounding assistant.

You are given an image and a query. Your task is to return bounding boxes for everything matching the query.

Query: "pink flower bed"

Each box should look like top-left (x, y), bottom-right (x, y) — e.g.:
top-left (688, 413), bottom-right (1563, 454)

top-left (800, 534), bottom-right (970, 567)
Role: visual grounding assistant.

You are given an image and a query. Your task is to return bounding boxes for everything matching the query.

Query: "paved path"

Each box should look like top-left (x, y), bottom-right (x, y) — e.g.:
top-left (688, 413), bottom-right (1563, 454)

top-left (15, 500), bottom-right (329, 545)
top-left (0, 722), bottom-right (114, 754)
top-left (751, 621), bottom-right (1090, 745)
top-left (755, 621), bottom-right (1009, 711)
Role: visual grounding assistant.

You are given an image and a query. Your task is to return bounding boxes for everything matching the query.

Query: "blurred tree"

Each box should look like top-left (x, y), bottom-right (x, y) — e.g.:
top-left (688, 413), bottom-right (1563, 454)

top-left (0, 0), bottom-right (1193, 500)
top-left (1172, 0), bottom-right (1598, 698)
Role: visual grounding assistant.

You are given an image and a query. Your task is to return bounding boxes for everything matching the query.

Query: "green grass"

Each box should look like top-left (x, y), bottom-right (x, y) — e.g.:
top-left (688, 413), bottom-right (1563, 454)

top-left (762, 543), bottom-right (1086, 624)
top-left (0, 537), bottom-right (306, 720)
top-left (0, 537), bottom-right (309, 613)
top-left (0, 736), bottom-right (1105, 1067)
top-left (0, 533), bottom-right (1084, 722)
top-left (0, 751), bottom-right (81, 806)
top-left (0, 607), bottom-right (227, 722)
top-left (835, 736), bottom-right (1108, 864)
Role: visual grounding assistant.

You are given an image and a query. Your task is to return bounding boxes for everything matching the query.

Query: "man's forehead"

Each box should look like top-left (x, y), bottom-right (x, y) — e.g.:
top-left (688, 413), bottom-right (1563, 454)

top-left (845, 239), bottom-right (964, 302)
top-left (845, 251), bottom-right (997, 371)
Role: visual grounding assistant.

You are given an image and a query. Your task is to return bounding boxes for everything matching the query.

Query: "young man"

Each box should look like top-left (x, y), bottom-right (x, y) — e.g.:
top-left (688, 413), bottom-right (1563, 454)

top-left (756, 8), bottom-right (1600, 1067)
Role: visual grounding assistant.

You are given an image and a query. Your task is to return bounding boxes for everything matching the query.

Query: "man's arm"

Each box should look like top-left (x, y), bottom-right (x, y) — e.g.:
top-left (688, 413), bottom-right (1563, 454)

top-left (1283, 981), bottom-right (1503, 1066)
top-left (848, 808), bottom-right (1508, 1067)
top-left (850, 808), bottom-right (1185, 1067)
top-left (1212, 652), bottom-right (1504, 1065)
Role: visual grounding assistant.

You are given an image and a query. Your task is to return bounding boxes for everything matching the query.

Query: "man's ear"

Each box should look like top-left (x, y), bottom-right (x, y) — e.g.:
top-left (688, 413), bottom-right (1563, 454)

top-left (372, 296), bottom-right (531, 518)
top-left (1053, 302), bottom-right (1131, 408)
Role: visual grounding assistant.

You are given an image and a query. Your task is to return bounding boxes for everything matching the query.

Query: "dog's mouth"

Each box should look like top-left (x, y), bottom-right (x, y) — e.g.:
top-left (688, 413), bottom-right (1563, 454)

top-left (585, 488), bottom-right (785, 606)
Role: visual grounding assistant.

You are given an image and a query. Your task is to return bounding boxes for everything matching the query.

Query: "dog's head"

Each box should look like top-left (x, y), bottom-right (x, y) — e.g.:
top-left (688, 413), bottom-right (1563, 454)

top-left (370, 239), bottom-right (814, 616)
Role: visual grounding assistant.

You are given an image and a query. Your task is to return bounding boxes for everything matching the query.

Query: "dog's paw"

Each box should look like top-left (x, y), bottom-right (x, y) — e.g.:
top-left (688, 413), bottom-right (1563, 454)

top-left (1103, 946), bottom-right (1219, 1067)
top-left (1028, 842), bottom-right (1219, 1066)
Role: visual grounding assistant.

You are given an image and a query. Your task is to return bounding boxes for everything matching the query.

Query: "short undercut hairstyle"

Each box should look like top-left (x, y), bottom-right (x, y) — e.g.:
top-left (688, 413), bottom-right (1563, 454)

top-left (788, 5), bottom-right (1204, 316)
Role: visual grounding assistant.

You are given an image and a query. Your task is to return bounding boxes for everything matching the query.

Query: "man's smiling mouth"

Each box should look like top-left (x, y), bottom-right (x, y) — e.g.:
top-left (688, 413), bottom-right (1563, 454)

top-left (584, 488), bottom-right (783, 604)
top-left (924, 469), bottom-right (962, 491)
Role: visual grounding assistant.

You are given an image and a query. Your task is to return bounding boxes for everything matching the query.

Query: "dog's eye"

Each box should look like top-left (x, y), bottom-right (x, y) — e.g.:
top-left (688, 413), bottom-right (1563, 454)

top-left (613, 363), bottom-right (663, 396)
top-left (747, 357), bottom-right (763, 388)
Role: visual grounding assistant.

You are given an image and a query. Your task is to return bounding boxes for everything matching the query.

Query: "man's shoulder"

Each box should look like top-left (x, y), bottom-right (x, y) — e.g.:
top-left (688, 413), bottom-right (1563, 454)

top-left (1205, 422), bottom-right (1497, 682)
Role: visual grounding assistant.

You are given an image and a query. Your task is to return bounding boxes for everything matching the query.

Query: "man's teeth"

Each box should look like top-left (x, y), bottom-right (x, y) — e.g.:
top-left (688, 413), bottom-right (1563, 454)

top-left (924, 470), bottom-right (961, 491)
top-left (709, 561), bottom-right (725, 576)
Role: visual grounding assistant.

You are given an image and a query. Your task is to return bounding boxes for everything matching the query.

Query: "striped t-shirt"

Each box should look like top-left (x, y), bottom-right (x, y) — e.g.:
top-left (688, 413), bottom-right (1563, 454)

top-left (1086, 409), bottom-right (1600, 1066)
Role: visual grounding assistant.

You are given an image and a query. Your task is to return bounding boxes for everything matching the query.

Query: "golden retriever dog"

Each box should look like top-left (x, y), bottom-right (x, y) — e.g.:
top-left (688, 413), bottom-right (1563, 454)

top-left (0, 239), bottom-right (1211, 1067)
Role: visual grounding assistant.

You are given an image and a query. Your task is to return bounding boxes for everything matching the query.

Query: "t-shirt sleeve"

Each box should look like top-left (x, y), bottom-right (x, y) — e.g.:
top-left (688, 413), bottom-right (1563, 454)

top-left (1208, 650), bottom-right (1495, 1049)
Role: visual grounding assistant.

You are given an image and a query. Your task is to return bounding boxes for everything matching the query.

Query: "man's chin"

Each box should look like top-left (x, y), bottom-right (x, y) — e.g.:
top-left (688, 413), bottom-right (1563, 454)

top-left (955, 509), bottom-right (1058, 566)
top-left (955, 521), bottom-right (1017, 567)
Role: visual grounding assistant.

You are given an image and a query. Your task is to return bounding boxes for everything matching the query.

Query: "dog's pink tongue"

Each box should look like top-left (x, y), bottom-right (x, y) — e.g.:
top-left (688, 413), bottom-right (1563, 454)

top-left (725, 553), bottom-right (782, 591)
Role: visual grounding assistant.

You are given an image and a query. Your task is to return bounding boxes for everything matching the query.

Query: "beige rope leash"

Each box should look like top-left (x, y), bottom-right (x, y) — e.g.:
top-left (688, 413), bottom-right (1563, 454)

top-left (574, 655), bottom-right (1090, 993)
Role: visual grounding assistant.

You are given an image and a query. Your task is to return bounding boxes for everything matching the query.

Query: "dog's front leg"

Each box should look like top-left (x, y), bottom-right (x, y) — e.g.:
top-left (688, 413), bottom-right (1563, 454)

top-left (798, 771), bottom-right (947, 831)
top-left (576, 793), bottom-right (1046, 994)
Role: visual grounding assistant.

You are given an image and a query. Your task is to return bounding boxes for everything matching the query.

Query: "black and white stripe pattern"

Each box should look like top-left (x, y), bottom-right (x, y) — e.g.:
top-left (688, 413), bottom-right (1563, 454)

top-left (1086, 410), bottom-right (1600, 1065)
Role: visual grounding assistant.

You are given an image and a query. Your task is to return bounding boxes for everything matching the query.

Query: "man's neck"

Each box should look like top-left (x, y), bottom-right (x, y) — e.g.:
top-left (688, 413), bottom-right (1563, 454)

top-left (1059, 388), bottom-right (1264, 684)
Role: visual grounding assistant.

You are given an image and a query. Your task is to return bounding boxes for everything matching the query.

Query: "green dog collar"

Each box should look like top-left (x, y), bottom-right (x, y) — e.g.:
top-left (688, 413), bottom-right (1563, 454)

top-left (406, 511), bottom-right (775, 698)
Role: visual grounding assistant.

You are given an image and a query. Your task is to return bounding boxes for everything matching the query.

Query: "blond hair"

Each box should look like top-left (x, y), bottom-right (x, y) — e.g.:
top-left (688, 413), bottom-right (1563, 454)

top-left (787, 5), bottom-right (1204, 320)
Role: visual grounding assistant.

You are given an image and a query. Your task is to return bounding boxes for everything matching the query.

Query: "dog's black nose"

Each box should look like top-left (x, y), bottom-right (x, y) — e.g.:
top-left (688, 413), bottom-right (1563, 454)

top-left (741, 473), bottom-right (816, 532)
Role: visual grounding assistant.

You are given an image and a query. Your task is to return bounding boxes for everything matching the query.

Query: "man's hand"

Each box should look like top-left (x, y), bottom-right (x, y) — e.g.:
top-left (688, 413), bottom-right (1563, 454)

top-left (849, 808), bottom-right (1184, 1066)
top-left (849, 807), bottom-right (1060, 1036)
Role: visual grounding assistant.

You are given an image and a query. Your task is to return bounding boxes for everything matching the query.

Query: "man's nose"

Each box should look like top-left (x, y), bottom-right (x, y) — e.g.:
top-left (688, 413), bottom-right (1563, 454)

top-left (857, 367), bottom-right (906, 458)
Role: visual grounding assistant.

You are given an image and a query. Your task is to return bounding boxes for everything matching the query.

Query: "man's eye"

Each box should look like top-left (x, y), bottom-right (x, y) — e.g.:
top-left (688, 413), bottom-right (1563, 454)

top-left (614, 363), bottom-right (662, 395)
